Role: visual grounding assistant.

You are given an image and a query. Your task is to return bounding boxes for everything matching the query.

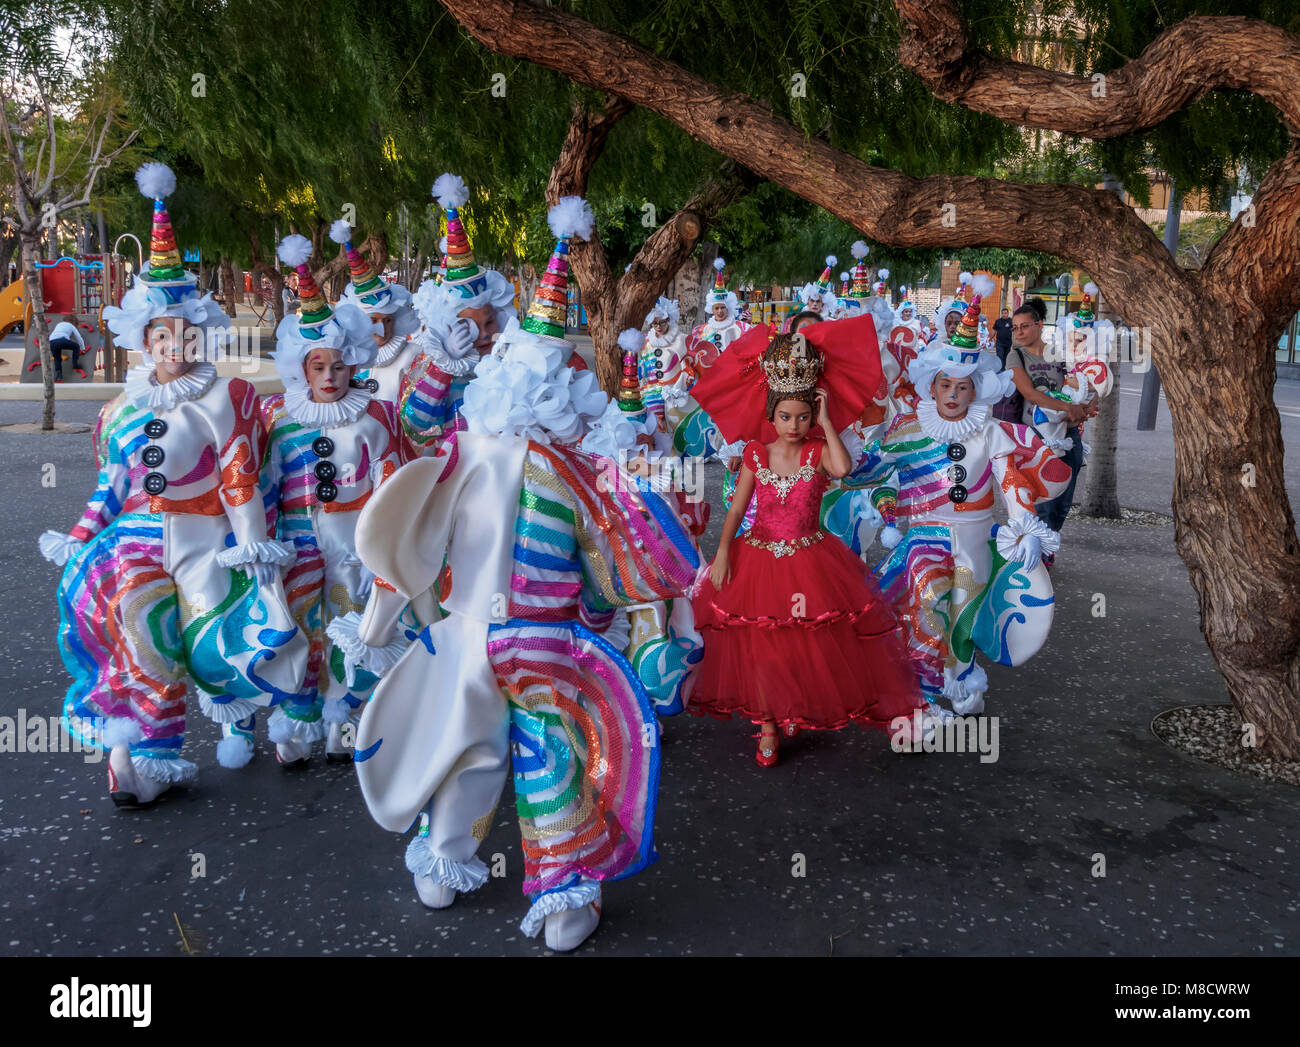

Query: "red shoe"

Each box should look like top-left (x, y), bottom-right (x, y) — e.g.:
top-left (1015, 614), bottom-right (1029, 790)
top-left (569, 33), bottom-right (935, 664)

top-left (783, 723), bottom-right (801, 739)
top-left (754, 728), bottom-right (779, 768)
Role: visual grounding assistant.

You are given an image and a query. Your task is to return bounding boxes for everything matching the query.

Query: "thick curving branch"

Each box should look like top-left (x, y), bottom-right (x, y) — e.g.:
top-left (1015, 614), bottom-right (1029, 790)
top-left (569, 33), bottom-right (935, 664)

top-left (892, 2), bottom-right (1300, 135)
top-left (437, 0), bottom-right (1181, 324)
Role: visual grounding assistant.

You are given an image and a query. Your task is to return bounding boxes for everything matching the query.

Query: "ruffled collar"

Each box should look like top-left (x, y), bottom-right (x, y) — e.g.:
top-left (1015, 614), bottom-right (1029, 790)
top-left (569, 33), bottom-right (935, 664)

top-left (917, 400), bottom-right (990, 442)
top-left (418, 336), bottom-right (478, 378)
top-left (284, 384), bottom-right (372, 429)
top-left (373, 334), bottom-right (410, 367)
top-left (647, 328), bottom-right (679, 349)
top-left (124, 362), bottom-right (217, 411)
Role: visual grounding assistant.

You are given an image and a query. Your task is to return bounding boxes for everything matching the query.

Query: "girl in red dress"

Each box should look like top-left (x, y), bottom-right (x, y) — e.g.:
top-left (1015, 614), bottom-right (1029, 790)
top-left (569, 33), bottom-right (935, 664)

top-left (691, 332), bottom-right (923, 766)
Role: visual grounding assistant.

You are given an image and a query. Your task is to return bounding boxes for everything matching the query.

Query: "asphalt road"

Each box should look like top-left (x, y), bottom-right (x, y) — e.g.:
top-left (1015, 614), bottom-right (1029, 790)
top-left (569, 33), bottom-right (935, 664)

top-left (0, 383), bottom-right (1297, 957)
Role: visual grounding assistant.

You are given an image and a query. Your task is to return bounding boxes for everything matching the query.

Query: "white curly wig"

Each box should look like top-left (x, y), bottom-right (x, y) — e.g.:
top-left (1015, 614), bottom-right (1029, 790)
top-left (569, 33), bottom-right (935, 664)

top-left (102, 280), bottom-right (232, 361)
top-left (645, 296), bottom-right (681, 328)
top-left (272, 301), bottom-right (379, 392)
top-left (461, 316), bottom-right (608, 444)
top-left (412, 270), bottom-right (515, 345)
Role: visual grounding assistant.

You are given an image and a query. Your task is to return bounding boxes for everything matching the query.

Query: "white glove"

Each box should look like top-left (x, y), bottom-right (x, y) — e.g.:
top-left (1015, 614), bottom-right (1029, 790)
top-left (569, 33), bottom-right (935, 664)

top-left (1011, 533), bottom-right (1042, 572)
top-left (880, 524), bottom-right (903, 550)
top-left (39, 530), bottom-right (85, 566)
top-left (444, 318), bottom-right (477, 359)
top-left (241, 561), bottom-right (280, 586)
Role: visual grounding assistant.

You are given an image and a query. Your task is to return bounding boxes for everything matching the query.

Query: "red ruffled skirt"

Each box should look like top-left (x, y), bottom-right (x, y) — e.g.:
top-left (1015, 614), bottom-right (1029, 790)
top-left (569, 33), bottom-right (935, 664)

top-left (690, 531), bottom-right (922, 730)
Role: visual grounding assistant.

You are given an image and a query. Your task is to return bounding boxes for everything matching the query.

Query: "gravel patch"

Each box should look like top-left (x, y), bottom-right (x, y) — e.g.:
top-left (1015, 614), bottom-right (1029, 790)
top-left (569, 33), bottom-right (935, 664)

top-left (1152, 705), bottom-right (1300, 787)
top-left (1069, 505), bottom-right (1173, 527)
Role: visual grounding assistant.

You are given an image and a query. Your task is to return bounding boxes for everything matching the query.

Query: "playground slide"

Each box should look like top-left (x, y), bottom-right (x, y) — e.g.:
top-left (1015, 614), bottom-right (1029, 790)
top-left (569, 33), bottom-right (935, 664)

top-left (0, 280), bottom-right (24, 338)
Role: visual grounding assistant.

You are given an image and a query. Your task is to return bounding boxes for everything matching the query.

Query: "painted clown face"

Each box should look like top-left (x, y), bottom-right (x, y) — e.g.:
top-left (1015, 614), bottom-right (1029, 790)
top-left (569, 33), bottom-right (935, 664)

top-left (808, 298), bottom-right (824, 314)
top-left (932, 373), bottom-right (976, 420)
top-left (304, 346), bottom-right (354, 402)
top-left (459, 303), bottom-right (499, 354)
top-left (146, 316), bottom-right (195, 380)
top-left (711, 302), bottom-right (729, 322)
top-left (652, 317), bottom-right (670, 336)
top-left (372, 311), bottom-right (397, 345)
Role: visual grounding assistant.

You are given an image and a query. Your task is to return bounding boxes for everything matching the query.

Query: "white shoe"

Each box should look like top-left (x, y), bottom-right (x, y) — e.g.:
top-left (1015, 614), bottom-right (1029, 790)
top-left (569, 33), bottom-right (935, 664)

top-left (544, 896), bottom-right (602, 952)
top-left (275, 737), bottom-right (313, 765)
top-left (107, 745), bottom-right (170, 808)
top-left (413, 874), bottom-right (456, 909)
top-left (950, 692), bottom-right (986, 717)
top-left (325, 721), bottom-right (353, 763)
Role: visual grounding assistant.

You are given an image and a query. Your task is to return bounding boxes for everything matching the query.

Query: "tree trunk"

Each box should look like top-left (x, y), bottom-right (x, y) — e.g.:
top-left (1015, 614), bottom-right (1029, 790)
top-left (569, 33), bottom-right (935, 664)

top-left (1079, 370), bottom-right (1120, 518)
top-left (22, 231), bottom-right (55, 430)
top-left (437, 0), bottom-right (1300, 755)
top-left (219, 256), bottom-right (237, 319)
top-left (674, 257), bottom-right (702, 330)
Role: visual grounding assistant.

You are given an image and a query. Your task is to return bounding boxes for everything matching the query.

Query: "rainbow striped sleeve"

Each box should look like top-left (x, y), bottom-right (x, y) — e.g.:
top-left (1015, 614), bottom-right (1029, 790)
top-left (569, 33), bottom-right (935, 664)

top-left (70, 397), bottom-right (142, 542)
top-left (399, 352), bottom-right (458, 448)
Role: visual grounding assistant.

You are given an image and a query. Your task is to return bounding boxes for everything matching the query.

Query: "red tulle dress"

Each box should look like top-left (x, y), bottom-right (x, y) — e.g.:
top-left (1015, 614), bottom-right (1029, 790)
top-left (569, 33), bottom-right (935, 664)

top-left (691, 438), bottom-right (923, 731)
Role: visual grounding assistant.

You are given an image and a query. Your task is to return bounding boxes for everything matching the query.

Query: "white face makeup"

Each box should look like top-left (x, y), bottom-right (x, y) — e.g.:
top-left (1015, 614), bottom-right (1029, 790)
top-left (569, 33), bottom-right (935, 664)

top-left (147, 317), bottom-right (194, 381)
top-left (932, 373), bottom-right (976, 420)
top-left (304, 347), bottom-right (354, 402)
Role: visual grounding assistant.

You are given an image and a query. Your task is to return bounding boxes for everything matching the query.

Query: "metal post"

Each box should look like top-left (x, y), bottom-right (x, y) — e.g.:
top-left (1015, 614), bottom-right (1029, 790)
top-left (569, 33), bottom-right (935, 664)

top-left (1137, 176), bottom-right (1177, 430)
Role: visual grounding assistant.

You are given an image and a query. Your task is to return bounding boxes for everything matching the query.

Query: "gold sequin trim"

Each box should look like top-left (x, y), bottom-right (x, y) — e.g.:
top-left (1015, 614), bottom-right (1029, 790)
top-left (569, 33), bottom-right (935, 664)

top-left (742, 530), bottom-right (826, 558)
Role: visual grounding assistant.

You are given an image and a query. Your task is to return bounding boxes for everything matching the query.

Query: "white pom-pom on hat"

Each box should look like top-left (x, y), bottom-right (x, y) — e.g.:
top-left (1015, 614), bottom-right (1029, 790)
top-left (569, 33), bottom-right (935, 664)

top-left (971, 273), bottom-right (997, 299)
top-left (958, 270), bottom-right (973, 284)
top-left (877, 267), bottom-right (890, 279)
top-left (825, 254), bottom-right (837, 267)
top-left (277, 234), bottom-right (314, 268)
top-left (1083, 281), bottom-right (1099, 296)
top-left (617, 328), bottom-right (643, 354)
top-left (851, 240), bottom-right (869, 260)
top-left (329, 219), bottom-right (352, 245)
top-left (432, 172), bottom-right (470, 209)
top-left (548, 196), bottom-right (595, 241)
top-left (839, 272), bottom-right (850, 281)
top-left (135, 162), bottom-right (177, 201)
top-left (713, 257), bottom-right (726, 272)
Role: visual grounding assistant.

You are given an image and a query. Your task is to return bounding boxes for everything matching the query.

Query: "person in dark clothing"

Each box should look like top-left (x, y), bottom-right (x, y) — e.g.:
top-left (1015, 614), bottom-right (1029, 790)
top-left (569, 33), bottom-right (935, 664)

top-left (992, 307), bottom-right (1014, 365)
top-left (48, 313), bottom-right (86, 381)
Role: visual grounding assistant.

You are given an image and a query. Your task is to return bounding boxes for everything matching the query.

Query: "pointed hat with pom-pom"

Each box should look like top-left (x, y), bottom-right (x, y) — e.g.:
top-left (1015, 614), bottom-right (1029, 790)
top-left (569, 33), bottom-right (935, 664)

top-left (815, 255), bottom-right (837, 294)
top-left (329, 219), bottom-right (387, 301)
top-left (520, 195), bottom-right (595, 341)
top-left (133, 162), bottom-right (197, 301)
top-left (432, 173), bottom-right (489, 298)
top-left (278, 234), bottom-right (333, 335)
top-left (1073, 281), bottom-right (1098, 328)
top-left (849, 241), bottom-right (872, 298)
top-left (616, 328), bottom-right (646, 416)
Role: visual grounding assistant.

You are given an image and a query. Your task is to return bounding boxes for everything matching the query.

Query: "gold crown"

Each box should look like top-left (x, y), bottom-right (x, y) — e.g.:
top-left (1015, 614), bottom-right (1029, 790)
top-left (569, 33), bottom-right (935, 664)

top-left (761, 332), bottom-right (823, 394)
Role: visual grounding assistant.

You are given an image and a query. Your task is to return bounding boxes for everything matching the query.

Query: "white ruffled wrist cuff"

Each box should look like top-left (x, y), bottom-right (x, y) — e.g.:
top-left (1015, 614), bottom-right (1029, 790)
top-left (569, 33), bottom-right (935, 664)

top-left (997, 515), bottom-right (1061, 557)
top-left (39, 530), bottom-right (85, 566)
top-left (216, 540), bottom-right (296, 569)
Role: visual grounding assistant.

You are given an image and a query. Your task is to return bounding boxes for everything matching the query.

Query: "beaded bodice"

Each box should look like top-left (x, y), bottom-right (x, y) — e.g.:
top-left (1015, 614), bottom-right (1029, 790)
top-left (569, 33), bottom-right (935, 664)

top-left (743, 439), bottom-right (826, 551)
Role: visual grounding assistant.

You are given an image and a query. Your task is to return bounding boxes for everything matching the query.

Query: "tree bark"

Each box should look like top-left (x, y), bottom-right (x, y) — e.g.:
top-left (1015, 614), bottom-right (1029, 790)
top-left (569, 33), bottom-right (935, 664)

top-left (673, 257), bottom-right (703, 330)
top-left (438, 0), bottom-right (1300, 756)
top-left (21, 231), bottom-right (55, 430)
top-left (546, 93), bottom-right (753, 392)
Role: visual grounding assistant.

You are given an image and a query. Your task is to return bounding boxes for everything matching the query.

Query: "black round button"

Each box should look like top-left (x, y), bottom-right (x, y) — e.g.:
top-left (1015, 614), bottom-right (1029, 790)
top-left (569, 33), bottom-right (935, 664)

top-left (144, 419), bottom-right (167, 439)
top-left (314, 460), bottom-right (337, 482)
top-left (312, 437), bottom-right (334, 458)
top-left (142, 445), bottom-right (165, 468)
top-left (654, 349), bottom-right (662, 358)
top-left (949, 484), bottom-right (968, 504)
top-left (946, 443), bottom-right (966, 462)
top-left (365, 378), bottom-right (379, 393)
top-left (143, 472), bottom-right (167, 495)
top-left (947, 464), bottom-right (966, 484)
top-left (315, 480), bottom-right (338, 503)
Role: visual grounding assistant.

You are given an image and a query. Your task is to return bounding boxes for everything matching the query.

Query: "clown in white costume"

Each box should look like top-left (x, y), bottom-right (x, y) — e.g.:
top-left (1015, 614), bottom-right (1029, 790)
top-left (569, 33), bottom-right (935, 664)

top-left (796, 255), bottom-right (839, 318)
top-left (336, 315), bottom-right (699, 952)
top-left (38, 163), bottom-right (308, 805)
top-left (399, 173), bottom-right (518, 456)
top-left (581, 329), bottom-right (706, 716)
top-left (1036, 283), bottom-right (1115, 457)
top-left (685, 257), bottom-right (746, 372)
top-left (258, 235), bottom-right (408, 765)
top-left (329, 220), bottom-right (422, 407)
top-left (639, 296), bottom-right (692, 438)
top-left (844, 293), bottom-right (1072, 717)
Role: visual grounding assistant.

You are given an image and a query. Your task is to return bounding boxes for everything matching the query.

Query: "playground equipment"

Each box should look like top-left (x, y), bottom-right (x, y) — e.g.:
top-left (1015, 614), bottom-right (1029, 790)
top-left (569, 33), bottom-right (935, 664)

top-left (6, 246), bottom-right (131, 383)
